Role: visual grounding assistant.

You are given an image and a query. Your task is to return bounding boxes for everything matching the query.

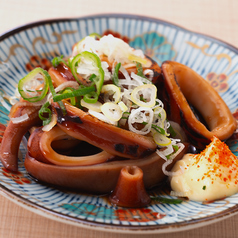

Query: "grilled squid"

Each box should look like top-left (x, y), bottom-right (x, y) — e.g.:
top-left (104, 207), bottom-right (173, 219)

top-left (25, 143), bottom-right (188, 194)
top-left (157, 61), bottom-right (237, 148)
top-left (52, 101), bottom-right (157, 159)
top-left (0, 102), bottom-right (41, 172)
top-left (28, 126), bottom-right (114, 166)
top-left (109, 166), bottom-right (151, 207)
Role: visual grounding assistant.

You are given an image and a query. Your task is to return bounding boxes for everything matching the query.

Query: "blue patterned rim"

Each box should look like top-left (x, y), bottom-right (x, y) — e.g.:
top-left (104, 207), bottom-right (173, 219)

top-left (1, 14), bottom-right (238, 234)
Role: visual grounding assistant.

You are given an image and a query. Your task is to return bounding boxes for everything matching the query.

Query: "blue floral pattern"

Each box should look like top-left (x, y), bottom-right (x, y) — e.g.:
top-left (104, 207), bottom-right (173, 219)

top-left (60, 203), bottom-right (117, 220)
top-left (129, 32), bottom-right (176, 64)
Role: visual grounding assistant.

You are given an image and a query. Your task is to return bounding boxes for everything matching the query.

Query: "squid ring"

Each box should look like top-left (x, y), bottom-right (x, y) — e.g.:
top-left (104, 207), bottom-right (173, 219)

top-left (53, 101), bottom-right (157, 159)
top-left (159, 61), bottom-right (237, 148)
top-left (0, 102), bottom-right (41, 172)
top-left (37, 126), bottom-right (114, 166)
top-left (24, 143), bottom-right (187, 194)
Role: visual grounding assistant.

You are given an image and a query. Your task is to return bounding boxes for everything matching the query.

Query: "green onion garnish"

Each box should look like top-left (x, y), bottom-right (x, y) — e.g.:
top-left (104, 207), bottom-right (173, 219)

top-left (60, 88), bottom-right (76, 105)
top-left (18, 68), bottom-right (50, 102)
top-left (53, 86), bottom-right (95, 102)
top-left (70, 52), bottom-right (104, 90)
top-left (142, 121), bottom-right (166, 135)
top-left (52, 55), bottom-right (68, 67)
top-left (88, 74), bottom-right (97, 82)
top-left (112, 62), bottom-right (121, 86)
top-left (38, 101), bottom-right (52, 126)
top-left (165, 145), bottom-right (180, 160)
top-left (83, 91), bottom-right (99, 104)
top-left (136, 62), bottom-right (147, 79)
top-left (150, 196), bottom-right (183, 204)
top-left (168, 123), bottom-right (177, 137)
top-left (46, 70), bottom-right (67, 115)
top-left (151, 124), bottom-right (166, 135)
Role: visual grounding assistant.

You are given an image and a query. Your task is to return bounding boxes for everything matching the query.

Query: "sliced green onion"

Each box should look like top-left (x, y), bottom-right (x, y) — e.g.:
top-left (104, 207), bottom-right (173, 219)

top-left (168, 123), bottom-right (177, 137)
top-left (88, 32), bottom-right (101, 39)
top-left (142, 122), bottom-right (166, 135)
top-left (112, 62), bottom-right (121, 86)
top-left (48, 74), bottom-right (56, 97)
top-left (150, 196), bottom-right (183, 204)
top-left (83, 91), bottom-right (98, 104)
top-left (166, 145), bottom-right (180, 160)
top-left (60, 88), bottom-right (76, 105)
top-left (69, 51), bottom-right (104, 102)
top-left (18, 68), bottom-right (49, 102)
top-left (136, 62), bottom-right (146, 78)
top-left (53, 86), bottom-right (95, 102)
top-left (153, 132), bottom-right (171, 146)
top-left (58, 101), bottom-right (67, 116)
top-left (88, 74), bottom-right (97, 82)
top-left (136, 62), bottom-right (152, 84)
top-left (151, 124), bottom-right (166, 135)
top-left (39, 101), bottom-right (52, 126)
top-left (52, 55), bottom-right (68, 67)
top-left (46, 71), bottom-right (67, 115)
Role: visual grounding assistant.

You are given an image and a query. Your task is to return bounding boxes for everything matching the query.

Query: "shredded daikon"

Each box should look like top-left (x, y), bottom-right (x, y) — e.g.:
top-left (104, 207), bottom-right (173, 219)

top-left (73, 34), bottom-right (146, 66)
top-left (143, 69), bottom-right (154, 81)
top-left (119, 65), bottom-right (131, 82)
top-left (54, 81), bottom-right (80, 93)
top-left (42, 114), bottom-right (57, 131)
top-left (76, 59), bottom-right (111, 81)
top-left (88, 109), bottom-right (117, 125)
top-left (11, 113), bottom-right (29, 124)
top-left (157, 143), bottom-right (185, 176)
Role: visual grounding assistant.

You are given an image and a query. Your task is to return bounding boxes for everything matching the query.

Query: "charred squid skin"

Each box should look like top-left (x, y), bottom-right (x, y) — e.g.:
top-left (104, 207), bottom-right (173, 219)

top-left (53, 101), bottom-right (157, 159)
top-left (158, 61), bottom-right (237, 149)
top-left (24, 144), bottom-right (188, 194)
top-left (0, 103), bottom-right (41, 172)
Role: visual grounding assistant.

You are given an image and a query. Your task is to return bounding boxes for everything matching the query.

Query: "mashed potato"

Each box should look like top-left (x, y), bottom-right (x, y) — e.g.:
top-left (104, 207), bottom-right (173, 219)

top-left (170, 136), bottom-right (238, 202)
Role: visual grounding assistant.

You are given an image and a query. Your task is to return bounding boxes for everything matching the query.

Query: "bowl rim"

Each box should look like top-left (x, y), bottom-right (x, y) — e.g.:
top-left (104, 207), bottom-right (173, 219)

top-left (0, 13), bottom-right (238, 54)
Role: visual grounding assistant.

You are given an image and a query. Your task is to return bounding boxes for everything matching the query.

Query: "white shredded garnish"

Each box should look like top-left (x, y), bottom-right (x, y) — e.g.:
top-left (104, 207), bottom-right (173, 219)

top-left (73, 34), bottom-right (145, 66)
top-left (143, 69), bottom-right (154, 81)
top-left (158, 143), bottom-right (185, 176)
top-left (88, 109), bottom-right (117, 125)
top-left (76, 59), bottom-right (111, 82)
top-left (54, 81), bottom-right (79, 93)
top-left (131, 72), bottom-right (152, 85)
top-left (11, 113), bottom-right (29, 124)
top-left (42, 114), bottom-right (57, 131)
top-left (46, 81), bottom-right (80, 103)
top-left (119, 65), bottom-right (131, 82)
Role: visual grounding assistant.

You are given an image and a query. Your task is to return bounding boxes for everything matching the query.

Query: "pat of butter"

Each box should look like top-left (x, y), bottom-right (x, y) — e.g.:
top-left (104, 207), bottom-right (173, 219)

top-left (170, 136), bottom-right (238, 202)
